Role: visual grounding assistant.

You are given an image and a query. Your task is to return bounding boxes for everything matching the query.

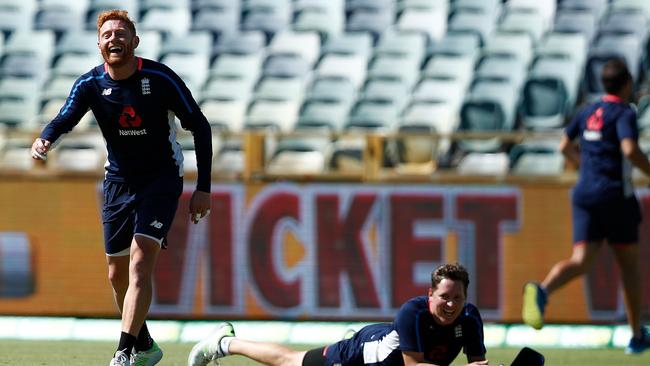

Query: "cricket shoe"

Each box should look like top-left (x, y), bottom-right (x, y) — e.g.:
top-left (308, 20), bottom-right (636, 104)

top-left (626, 327), bottom-right (650, 354)
top-left (342, 328), bottom-right (357, 340)
top-left (131, 341), bottom-right (163, 366)
top-left (110, 350), bottom-right (131, 366)
top-left (522, 282), bottom-right (547, 330)
top-left (188, 322), bottom-right (235, 366)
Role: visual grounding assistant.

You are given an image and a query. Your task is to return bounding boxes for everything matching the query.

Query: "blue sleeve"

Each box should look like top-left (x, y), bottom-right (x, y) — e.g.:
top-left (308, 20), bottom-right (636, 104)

top-left (395, 301), bottom-right (422, 352)
top-left (40, 75), bottom-right (91, 143)
top-left (616, 108), bottom-right (638, 141)
top-left (462, 305), bottom-right (486, 357)
top-left (565, 109), bottom-right (583, 141)
top-left (161, 65), bottom-right (213, 193)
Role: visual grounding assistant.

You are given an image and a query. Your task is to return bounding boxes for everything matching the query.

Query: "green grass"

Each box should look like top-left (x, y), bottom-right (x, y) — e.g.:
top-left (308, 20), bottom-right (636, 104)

top-left (0, 340), bottom-right (649, 365)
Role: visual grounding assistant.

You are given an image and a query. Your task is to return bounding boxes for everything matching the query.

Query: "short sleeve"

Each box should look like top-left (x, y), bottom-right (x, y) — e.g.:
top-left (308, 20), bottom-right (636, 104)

top-left (565, 109), bottom-right (583, 141)
top-left (395, 301), bottom-right (423, 352)
top-left (616, 107), bottom-right (638, 141)
top-left (462, 305), bottom-right (486, 357)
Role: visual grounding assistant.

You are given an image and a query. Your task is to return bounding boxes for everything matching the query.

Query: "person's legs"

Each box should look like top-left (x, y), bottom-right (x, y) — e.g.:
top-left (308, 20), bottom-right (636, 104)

top-left (541, 241), bottom-right (602, 294)
top-left (121, 235), bottom-right (161, 337)
top-left (523, 241), bottom-right (602, 330)
top-left (107, 255), bottom-right (130, 311)
top-left (228, 339), bottom-right (307, 366)
top-left (188, 322), bottom-right (309, 366)
top-left (611, 244), bottom-right (643, 338)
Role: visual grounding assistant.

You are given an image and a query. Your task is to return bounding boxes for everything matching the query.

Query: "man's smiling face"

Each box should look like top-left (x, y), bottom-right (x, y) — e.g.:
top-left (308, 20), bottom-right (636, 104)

top-left (98, 19), bottom-right (138, 67)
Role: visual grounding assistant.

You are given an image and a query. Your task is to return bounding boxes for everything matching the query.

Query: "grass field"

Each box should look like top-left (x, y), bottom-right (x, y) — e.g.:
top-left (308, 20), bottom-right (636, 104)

top-left (0, 340), bottom-right (649, 365)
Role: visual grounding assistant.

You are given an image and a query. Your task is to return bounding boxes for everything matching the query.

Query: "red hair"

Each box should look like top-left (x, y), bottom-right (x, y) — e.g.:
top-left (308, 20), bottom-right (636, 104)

top-left (97, 9), bottom-right (136, 35)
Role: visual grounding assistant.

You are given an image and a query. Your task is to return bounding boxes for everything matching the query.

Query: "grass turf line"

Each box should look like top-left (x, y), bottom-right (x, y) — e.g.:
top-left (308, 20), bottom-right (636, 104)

top-left (0, 341), bottom-right (649, 365)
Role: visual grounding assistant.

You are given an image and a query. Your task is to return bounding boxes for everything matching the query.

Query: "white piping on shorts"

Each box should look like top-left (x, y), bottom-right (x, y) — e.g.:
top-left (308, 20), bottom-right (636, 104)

top-left (105, 233), bottom-right (163, 257)
top-left (134, 233), bottom-right (164, 246)
top-left (106, 247), bottom-right (130, 257)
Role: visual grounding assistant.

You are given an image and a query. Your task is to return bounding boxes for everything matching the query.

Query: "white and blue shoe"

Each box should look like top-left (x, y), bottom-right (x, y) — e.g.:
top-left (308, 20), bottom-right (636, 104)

top-left (110, 350), bottom-right (131, 366)
top-left (188, 322), bottom-right (235, 366)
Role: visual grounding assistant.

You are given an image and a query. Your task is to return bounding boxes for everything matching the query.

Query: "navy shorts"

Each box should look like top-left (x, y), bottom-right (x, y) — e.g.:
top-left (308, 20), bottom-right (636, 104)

top-left (102, 174), bottom-right (182, 256)
top-left (572, 195), bottom-right (641, 245)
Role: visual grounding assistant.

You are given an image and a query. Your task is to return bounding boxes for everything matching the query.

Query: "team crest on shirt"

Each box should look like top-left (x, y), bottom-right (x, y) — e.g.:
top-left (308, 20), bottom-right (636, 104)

top-left (583, 107), bottom-right (603, 141)
top-left (141, 78), bottom-right (151, 95)
top-left (454, 325), bottom-right (462, 338)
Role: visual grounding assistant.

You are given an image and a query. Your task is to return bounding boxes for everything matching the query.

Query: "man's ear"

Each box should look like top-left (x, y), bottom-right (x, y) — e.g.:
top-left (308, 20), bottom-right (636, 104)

top-left (133, 35), bottom-right (140, 49)
top-left (427, 287), bottom-right (433, 297)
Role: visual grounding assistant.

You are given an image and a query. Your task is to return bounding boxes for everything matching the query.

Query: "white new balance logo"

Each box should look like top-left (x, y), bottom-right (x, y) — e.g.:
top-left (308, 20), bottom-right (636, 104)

top-left (150, 220), bottom-right (163, 229)
top-left (102, 88), bottom-right (112, 95)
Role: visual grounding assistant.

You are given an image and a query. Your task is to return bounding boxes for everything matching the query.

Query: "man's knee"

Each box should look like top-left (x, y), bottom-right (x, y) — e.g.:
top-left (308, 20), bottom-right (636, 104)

top-left (108, 262), bottom-right (129, 291)
top-left (107, 253), bottom-right (129, 286)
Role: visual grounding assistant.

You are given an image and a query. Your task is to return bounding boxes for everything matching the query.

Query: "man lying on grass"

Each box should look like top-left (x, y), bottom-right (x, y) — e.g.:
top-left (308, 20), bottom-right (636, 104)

top-left (189, 263), bottom-right (489, 366)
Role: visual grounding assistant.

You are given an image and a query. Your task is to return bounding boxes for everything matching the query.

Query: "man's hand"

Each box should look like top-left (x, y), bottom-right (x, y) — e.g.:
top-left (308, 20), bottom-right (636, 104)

top-left (31, 138), bottom-right (51, 160)
top-left (189, 190), bottom-right (211, 224)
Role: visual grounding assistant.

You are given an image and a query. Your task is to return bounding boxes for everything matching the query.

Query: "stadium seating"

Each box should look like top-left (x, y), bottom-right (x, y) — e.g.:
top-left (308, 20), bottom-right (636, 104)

top-left (133, 30), bottom-right (163, 60)
top-left (51, 53), bottom-right (103, 78)
top-left (610, 0), bottom-right (650, 19)
top-left (346, 6), bottom-right (394, 42)
top-left (139, 8), bottom-right (191, 37)
top-left (296, 97), bottom-right (351, 131)
top-left (553, 8), bottom-right (597, 43)
top-left (201, 76), bottom-right (253, 103)
top-left (212, 137), bottom-right (250, 178)
top-left (509, 139), bottom-right (564, 175)
top-left (1, 0), bottom-right (650, 176)
top-left (321, 31), bottom-right (373, 60)
top-left (191, 7), bottom-right (239, 39)
top-left (254, 75), bottom-right (306, 102)
top-left (48, 134), bottom-right (106, 172)
top-left (200, 99), bottom-right (246, 131)
top-left (0, 0), bottom-right (35, 34)
top-left (427, 30), bottom-right (481, 63)
top-left (244, 99), bottom-right (300, 132)
top-left (395, 7), bottom-right (447, 42)
top-left (266, 136), bottom-right (329, 174)
top-left (158, 31), bottom-right (213, 59)
top-left (261, 52), bottom-right (312, 79)
top-left (209, 52), bottom-right (262, 87)
top-left (457, 152), bottom-right (510, 175)
top-left (0, 77), bottom-right (40, 128)
top-left (559, 0), bottom-right (608, 21)
top-left (421, 54), bottom-right (474, 91)
top-left (0, 137), bottom-right (37, 170)
top-left (498, 7), bottom-right (547, 46)
top-left (448, 8), bottom-right (496, 46)
top-left (34, 3), bottom-right (84, 38)
top-left (484, 31), bottom-right (534, 67)
top-left (411, 77), bottom-right (466, 116)
top-left (326, 137), bottom-right (365, 173)
top-left (399, 100), bottom-right (456, 160)
top-left (599, 8), bottom-right (648, 42)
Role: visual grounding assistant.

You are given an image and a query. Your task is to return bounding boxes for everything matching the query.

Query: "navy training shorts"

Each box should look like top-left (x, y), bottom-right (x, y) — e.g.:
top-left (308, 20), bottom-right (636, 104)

top-left (102, 174), bottom-right (183, 256)
top-left (572, 195), bottom-right (641, 245)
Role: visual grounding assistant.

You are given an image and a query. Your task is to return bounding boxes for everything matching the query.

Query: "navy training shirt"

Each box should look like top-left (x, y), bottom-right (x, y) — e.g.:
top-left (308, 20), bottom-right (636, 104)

top-left (41, 58), bottom-right (212, 192)
top-left (566, 95), bottom-right (637, 204)
top-left (396, 296), bottom-right (485, 366)
top-left (327, 296), bottom-right (485, 366)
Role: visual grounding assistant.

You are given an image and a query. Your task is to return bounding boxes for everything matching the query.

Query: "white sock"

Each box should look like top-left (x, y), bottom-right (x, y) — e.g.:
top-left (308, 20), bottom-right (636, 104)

top-left (220, 336), bottom-right (234, 355)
